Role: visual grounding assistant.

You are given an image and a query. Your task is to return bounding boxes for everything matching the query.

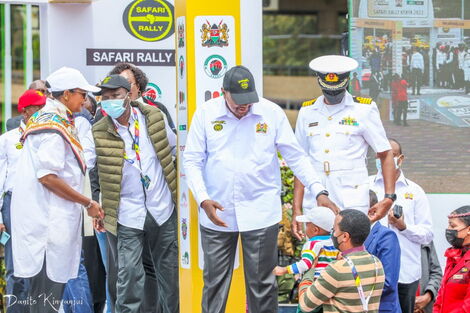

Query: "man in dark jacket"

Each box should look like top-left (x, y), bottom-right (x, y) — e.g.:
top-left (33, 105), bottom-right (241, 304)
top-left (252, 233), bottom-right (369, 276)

top-left (365, 190), bottom-right (402, 313)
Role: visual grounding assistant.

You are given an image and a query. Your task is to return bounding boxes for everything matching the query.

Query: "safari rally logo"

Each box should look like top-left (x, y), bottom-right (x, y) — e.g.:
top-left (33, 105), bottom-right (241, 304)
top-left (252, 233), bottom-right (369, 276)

top-left (123, 0), bottom-right (175, 42)
top-left (201, 20), bottom-right (229, 47)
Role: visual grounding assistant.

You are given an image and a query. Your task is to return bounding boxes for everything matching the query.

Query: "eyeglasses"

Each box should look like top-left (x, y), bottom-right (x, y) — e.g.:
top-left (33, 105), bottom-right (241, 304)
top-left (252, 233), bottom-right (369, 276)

top-left (70, 89), bottom-right (87, 99)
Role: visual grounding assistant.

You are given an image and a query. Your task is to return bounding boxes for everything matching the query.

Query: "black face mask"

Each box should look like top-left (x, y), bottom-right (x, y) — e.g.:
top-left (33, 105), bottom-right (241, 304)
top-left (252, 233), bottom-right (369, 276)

top-left (322, 88), bottom-right (346, 105)
top-left (446, 228), bottom-right (467, 248)
top-left (332, 232), bottom-right (343, 250)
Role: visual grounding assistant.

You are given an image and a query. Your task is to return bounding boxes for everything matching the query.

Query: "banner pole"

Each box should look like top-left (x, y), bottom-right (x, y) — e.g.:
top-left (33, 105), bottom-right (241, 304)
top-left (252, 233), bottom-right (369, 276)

top-left (2, 3), bottom-right (12, 132)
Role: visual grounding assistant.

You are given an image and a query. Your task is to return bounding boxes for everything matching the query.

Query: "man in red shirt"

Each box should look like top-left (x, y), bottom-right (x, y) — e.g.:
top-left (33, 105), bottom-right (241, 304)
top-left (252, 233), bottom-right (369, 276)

top-left (390, 73), bottom-right (409, 126)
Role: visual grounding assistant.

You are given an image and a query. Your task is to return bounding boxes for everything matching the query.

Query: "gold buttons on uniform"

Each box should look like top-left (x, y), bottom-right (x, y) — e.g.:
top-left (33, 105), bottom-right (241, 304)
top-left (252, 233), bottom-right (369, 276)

top-left (325, 133), bottom-right (330, 137)
top-left (324, 149), bottom-right (330, 153)
top-left (328, 116), bottom-right (333, 121)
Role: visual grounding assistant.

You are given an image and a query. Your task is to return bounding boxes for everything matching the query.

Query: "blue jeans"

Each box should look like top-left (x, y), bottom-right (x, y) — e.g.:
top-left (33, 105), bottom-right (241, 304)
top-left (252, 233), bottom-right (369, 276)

top-left (62, 253), bottom-right (93, 313)
top-left (96, 231), bottom-right (112, 313)
top-left (2, 191), bottom-right (30, 313)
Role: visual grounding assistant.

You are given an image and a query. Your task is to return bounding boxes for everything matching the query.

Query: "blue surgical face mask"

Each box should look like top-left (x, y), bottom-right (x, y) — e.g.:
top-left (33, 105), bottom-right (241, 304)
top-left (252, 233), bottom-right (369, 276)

top-left (101, 98), bottom-right (126, 119)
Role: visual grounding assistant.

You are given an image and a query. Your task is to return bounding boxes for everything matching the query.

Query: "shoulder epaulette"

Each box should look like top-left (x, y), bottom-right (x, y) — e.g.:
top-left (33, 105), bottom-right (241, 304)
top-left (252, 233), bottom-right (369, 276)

top-left (302, 98), bottom-right (317, 107)
top-left (353, 96), bottom-right (373, 105)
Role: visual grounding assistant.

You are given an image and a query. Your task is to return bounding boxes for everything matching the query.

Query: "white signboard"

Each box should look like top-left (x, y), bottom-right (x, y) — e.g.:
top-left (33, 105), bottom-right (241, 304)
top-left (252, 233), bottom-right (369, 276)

top-left (367, 0), bottom-right (429, 18)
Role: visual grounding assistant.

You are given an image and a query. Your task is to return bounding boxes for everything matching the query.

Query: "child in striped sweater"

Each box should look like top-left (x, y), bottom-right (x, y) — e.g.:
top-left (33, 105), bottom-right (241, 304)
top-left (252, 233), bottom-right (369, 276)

top-left (273, 206), bottom-right (338, 278)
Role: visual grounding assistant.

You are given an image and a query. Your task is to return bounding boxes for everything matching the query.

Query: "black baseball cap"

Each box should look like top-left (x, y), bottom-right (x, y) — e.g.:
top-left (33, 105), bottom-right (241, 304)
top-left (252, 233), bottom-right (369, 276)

top-left (222, 66), bottom-right (259, 105)
top-left (94, 74), bottom-right (131, 95)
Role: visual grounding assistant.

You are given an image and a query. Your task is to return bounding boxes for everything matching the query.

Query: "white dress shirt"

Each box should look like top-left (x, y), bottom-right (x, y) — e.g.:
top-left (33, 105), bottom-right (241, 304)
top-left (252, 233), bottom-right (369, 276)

top-left (370, 171), bottom-right (434, 284)
top-left (410, 52), bottom-right (424, 70)
top-left (75, 116), bottom-right (96, 169)
top-left (183, 96), bottom-right (325, 232)
top-left (11, 99), bottom-right (84, 283)
top-left (295, 92), bottom-right (391, 212)
top-left (88, 106), bottom-right (176, 230)
top-left (0, 121), bottom-right (25, 224)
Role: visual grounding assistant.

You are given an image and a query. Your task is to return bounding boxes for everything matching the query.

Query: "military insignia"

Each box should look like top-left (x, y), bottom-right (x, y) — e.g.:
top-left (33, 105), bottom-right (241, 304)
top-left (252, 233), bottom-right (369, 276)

top-left (178, 23), bottom-right (185, 48)
top-left (339, 116), bottom-right (359, 126)
top-left (308, 122), bottom-right (319, 127)
top-left (302, 98), bottom-right (317, 107)
top-left (325, 73), bottom-right (339, 82)
top-left (238, 79), bottom-right (249, 90)
top-left (404, 193), bottom-right (414, 200)
top-left (212, 120), bottom-right (225, 131)
top-left (353, 96), bottom-right (373, 105)
top-left (201, 20), bottom-right (229, 47)
top-left (181, 218), bottom-right (188, 240)
top-left (256, 122), bottom-right (268, 134)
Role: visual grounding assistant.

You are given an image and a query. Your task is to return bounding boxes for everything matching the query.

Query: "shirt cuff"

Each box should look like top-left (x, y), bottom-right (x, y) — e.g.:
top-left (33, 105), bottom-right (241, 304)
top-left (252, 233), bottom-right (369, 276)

top-left (36, 169), bottom-right (60, 179)
top-left (309, 183), bottom-right (326, 200)
top-left (195, 191), bottom-right (211, 208)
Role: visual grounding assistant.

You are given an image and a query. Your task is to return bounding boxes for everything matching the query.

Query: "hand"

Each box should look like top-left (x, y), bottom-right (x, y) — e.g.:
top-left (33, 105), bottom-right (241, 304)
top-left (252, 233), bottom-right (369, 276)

top-left (201, 200), bottom-right (227, 228)
top-left (0, 224), bottom-right (6, 233)
top-left (369, 198), bottom-right (393, 223)
top-left (93, 218), bottom-right (106, 232)
top-left (86, 200), bottom-right (105, 220)
top-left (316, 195), bottom-right (340, 215)
top-left (292, 208), bottom-right (305, 240)
top-left (272, 266), bottom-right (288, 276)
top-left (388, 209), bottom-right (406, 231)
top-left (414, 292), bottom-right (432, 311)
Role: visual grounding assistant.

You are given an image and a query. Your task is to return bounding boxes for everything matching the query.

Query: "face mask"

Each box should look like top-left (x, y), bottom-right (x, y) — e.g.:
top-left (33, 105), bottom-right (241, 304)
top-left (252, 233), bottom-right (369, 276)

top-left (375, 156), bottom-right (402, 172)
top-left (446, 227), bottom-right (467, 248)
top-left (322, 88), bottom-right (346, 105)
top-left (101, 98), bottom-right (126, 119)
top-left (332, 232), bottom-right (343, 250)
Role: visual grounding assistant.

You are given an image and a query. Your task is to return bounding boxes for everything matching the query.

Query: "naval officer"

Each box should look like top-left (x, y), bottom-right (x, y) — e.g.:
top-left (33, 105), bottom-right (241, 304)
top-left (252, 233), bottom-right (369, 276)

top-left (292, 55), bottom-right (396, 240)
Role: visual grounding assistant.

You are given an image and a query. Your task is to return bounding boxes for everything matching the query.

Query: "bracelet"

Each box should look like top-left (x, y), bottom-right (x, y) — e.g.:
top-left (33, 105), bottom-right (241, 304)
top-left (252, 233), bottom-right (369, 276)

top-left (84, 200), bottom-right (93, 210)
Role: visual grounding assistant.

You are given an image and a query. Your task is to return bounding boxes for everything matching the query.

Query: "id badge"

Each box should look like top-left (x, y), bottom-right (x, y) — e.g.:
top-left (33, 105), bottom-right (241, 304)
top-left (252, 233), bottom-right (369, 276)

top-left (140, 174), bottom-right (151, 190)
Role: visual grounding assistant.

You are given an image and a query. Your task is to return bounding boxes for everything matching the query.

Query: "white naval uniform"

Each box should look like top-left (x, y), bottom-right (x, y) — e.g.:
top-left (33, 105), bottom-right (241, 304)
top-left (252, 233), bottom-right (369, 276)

top-left (184, 96), bottom-right (325, 232)
top-left (295, 91), bottom-right (391, 213)
top-left (10, 100), bottom-right (84, 283)
top-left (0, 121), bottom-right (25, 224)
top-left (370, 172), bottom-right (433, 284)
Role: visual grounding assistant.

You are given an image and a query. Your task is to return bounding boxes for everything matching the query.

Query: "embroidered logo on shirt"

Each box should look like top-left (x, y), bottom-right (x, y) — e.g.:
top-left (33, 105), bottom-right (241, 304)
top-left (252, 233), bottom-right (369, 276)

top-left (308, 122), bottom-right (319, 127)
top-left (256, 122), bottom-right (268, 134)
top-left (212, 120), bottom-right (225, 131)
top-left (15, 142), bottom-right (23, 150)
top-left (339, 116), bottom-right (359, 126)
top-left (404, 193), bottom-right (414, 200)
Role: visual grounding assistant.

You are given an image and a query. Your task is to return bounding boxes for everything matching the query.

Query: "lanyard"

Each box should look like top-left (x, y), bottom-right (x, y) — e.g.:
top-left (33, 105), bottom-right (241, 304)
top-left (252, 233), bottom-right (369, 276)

top-left (122, 107), bottom-right (141, 168)
top-left (344, 255), bottom-right (379, 312)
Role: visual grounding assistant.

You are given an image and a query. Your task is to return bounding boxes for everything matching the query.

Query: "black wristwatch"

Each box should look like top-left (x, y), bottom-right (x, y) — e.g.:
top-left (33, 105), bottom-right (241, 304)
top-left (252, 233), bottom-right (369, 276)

top-left (316, 190), bottom-right (329, 199)
top-left (384, 193), bottom-right (397, 202)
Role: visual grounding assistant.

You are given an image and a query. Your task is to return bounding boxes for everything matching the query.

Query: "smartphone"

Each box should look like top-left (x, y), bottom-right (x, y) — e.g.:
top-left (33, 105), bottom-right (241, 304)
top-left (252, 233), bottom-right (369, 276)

top-left (0, 231), bottom-right (11, 245)
top-left (393, 204), bottom-right (403, 219)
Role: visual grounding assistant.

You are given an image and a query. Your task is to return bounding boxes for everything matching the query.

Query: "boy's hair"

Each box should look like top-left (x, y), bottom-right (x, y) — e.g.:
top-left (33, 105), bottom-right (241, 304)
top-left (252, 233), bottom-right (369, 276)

top-left (369, 190), bottom-right (378, 208)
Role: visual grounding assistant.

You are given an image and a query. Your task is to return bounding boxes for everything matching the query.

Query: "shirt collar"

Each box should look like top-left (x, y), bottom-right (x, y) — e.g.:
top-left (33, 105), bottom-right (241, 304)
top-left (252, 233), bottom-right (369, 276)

top-left (374, 170), bottom-right (409, 186)
top-left (342, 245), bottom-right (366, 256)
top-left (213, 97), bottom-right (262, 119)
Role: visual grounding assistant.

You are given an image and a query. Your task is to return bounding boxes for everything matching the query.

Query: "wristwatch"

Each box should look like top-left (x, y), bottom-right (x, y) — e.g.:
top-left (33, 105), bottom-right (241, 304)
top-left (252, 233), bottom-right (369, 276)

top-left (384, 193), bottom-right (397, 202)
top-left (316, 190), bottom-right (329, 199)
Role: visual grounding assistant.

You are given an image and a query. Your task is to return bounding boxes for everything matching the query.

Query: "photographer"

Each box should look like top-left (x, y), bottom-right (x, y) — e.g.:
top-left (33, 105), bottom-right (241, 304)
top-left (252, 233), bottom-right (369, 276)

top-left (370, 138), bottom-right (433, 313)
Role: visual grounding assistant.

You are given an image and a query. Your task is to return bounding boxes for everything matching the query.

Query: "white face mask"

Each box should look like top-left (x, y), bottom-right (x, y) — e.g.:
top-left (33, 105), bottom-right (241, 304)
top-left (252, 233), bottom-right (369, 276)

top-left (375, 156), bottom-right (402, 172)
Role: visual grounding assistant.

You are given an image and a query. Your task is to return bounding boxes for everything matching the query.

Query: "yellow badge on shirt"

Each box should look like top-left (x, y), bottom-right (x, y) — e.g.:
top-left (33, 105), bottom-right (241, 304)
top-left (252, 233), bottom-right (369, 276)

top-left (256, 122), bottom-right (268, 134)
top-left (15, 142), bottom-right (23, 150)
top-left (404, 193), bottom-right (414, 200)
top-left (212, 120), bottom-right (225, 132)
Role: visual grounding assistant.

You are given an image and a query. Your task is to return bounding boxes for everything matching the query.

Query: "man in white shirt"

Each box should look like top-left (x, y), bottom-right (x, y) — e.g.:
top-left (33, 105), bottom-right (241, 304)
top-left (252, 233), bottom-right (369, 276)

top-left (0, 89), bottom-right (45, 313)
top-left (370, 138), bottom-right (433, 313)
top-left (410, 47), bottom-right (425, 95)
top-left (293, 55), bottom-right (396, 241)
top-left (90, 75), bottom-right (178, 313)
top-left (11, 67), bottom-right (103, 313)
top-left (184, 66), bottom-right (337, 313)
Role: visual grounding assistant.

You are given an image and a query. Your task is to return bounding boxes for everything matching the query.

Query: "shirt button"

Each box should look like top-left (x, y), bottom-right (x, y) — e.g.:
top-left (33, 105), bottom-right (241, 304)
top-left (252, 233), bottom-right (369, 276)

top-left (324, 149), bottom-right (330, 153)
top-left (325, 133), bottom-right (330, 137)
top-left (328, 116), bottom-right (333, 121)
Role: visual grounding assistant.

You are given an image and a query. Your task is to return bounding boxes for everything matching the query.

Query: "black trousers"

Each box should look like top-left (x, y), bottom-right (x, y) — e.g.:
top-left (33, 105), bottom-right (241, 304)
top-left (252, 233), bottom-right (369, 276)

top-left (411, 68), bottom-right (423, 94)
top-left (398, 280), bottom-right (420, 313)
top-left (394, 101), bottom-right (409, 124)
top-left (28, 260), bottom-right (66, 313)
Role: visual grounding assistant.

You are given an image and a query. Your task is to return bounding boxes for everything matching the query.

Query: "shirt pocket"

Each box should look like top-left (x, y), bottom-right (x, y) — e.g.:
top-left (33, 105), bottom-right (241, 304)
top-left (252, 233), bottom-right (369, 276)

top-left (338, 171), bottom-right (369, 209)
top-left (334, 126), bottom-right (361, 150)
top-left (307, 132), bottom-right (322, 153)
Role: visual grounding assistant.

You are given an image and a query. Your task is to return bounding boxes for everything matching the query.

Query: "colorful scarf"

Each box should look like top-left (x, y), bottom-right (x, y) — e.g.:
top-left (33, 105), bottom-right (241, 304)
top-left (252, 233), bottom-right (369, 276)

top-left (20, 99), bottom-right (86, 175)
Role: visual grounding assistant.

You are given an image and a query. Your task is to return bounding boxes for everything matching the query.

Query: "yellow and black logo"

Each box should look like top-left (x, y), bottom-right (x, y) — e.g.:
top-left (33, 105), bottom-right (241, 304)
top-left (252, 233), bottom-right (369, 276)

top-left (123, 0), bottom-right (175, 42)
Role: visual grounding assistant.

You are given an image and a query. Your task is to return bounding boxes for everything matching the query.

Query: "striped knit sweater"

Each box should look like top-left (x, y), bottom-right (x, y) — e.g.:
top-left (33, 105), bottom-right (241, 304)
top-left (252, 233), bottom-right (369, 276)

top-left (286, 235), bottom-right (339, 277)
top-left (299, 250), bottom-right (385, 313)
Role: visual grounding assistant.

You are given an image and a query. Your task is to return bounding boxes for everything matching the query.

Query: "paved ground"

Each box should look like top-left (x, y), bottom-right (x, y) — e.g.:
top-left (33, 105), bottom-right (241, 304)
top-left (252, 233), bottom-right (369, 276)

top-left (366, 119), bottom-right (470, 193)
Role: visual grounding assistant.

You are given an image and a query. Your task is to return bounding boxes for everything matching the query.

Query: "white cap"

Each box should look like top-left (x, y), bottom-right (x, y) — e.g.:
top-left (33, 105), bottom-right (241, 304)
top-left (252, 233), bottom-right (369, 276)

top-left (46, 67), bottom-right (100, 93)
top-left (296, 206), bottom-right (336, 232)
top-left (309, 55), bottom-right (359, 74)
